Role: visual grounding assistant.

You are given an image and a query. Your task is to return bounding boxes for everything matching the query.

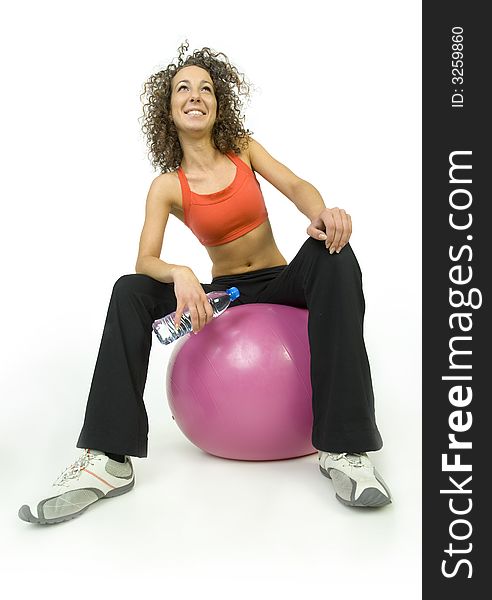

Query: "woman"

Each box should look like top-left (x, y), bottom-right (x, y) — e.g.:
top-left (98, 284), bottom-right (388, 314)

top-left (19, 42), bottom-right (391, 525)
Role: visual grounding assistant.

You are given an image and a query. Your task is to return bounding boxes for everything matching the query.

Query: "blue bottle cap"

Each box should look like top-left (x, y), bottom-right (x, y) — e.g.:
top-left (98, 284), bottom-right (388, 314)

top-left (226, 286), bottom-right (240, 301)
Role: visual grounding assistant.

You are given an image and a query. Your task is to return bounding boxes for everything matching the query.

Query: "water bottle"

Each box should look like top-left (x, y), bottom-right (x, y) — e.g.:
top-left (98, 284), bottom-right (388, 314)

top-left (152, 286), bottom-right (240, 345)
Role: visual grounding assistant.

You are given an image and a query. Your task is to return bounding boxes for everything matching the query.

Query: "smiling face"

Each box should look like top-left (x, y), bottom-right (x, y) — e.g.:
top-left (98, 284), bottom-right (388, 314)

top-left (170, 65), bottom-right (217, 137)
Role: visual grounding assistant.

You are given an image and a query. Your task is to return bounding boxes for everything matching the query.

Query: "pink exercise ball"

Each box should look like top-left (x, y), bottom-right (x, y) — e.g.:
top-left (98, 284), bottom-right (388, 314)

top-left (166, 303), bottom-right (317, 461)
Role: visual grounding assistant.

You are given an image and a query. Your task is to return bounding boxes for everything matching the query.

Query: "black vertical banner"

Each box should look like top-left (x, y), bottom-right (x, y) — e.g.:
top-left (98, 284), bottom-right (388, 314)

top-left (423, 1), bottom-right (489, 597)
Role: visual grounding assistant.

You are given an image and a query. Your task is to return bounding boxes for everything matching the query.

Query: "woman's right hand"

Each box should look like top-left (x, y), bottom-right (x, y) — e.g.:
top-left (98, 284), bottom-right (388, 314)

top-left (172, 266), bottom-right (214, 333)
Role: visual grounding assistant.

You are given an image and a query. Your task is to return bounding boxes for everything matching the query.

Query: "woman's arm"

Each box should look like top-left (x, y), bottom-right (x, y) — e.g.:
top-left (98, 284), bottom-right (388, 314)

top-left (246, 136), bottom-right (324, 219)
top-left (135, 174), bottom-right (187, 283)
top-left (246, 136), bottom-right (352, 253)
top-left (135, 175), bottom-right (214, 332)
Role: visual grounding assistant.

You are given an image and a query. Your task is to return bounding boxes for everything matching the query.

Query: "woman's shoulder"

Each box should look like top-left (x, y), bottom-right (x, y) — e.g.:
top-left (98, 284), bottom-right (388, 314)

top-left (232, 135), bottom-right (253, 170)
top-left (148, 171), bottom-right (181, 210)
top-left (150, 170), bottom-right (179, 190)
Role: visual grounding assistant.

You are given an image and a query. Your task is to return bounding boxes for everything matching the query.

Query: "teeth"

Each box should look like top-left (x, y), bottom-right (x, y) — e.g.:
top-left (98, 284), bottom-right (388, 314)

top-left (186, 110), bottom-right (204, 115)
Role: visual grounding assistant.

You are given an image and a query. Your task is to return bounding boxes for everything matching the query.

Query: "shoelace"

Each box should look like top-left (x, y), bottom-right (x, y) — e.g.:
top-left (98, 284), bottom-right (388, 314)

top-left (328, 452), bottom-right (365, 467)
top-left (52, 449), bottom-right (99, 487)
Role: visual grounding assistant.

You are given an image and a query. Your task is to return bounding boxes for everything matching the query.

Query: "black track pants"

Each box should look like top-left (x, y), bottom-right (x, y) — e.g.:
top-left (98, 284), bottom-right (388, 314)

top-left (76, 237), bottom-right (383, 457)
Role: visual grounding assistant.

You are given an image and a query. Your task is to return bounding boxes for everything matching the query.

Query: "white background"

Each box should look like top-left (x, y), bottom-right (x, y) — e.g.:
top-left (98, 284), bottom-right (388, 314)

top-left (0, 1), bottom-right (421, 597)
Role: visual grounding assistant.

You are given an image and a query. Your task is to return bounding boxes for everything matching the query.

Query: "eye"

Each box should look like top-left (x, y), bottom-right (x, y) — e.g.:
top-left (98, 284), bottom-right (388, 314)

top-left (177, 84), bottom-right (213, 92)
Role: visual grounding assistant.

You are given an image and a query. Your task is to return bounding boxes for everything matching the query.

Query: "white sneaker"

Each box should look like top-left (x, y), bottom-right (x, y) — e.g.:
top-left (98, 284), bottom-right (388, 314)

top-left (318, 451), bottom-right (392, 507)
top-left (18, 449), bottom-right (135, 525)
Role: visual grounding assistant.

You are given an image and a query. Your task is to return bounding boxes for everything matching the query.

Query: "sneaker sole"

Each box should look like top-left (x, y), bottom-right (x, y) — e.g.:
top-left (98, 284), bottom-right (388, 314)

top-left (18, 477), bottom-right (135, 525)
top-left (319, 465), bottom-right (392, 507)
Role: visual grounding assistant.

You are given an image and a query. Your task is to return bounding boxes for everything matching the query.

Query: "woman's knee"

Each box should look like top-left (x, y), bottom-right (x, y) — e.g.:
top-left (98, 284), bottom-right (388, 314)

top-left (306, 236), bottom-right (356, 263)
top-left (111, 273), bottom-right (173, 299)
top-left (307, 238), bottom-right (362, 278)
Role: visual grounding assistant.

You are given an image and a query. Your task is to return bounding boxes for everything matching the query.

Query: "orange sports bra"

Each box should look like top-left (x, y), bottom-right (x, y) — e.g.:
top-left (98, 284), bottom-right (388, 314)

top-left (176, 151), bottom-right (268, 247)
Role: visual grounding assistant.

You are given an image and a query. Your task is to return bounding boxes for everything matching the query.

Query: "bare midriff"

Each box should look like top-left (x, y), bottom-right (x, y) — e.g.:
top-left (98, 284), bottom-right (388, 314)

top-left (169, 148), bottom-right (288, 278)
top-left (206, 219), bottom-right (287, 278)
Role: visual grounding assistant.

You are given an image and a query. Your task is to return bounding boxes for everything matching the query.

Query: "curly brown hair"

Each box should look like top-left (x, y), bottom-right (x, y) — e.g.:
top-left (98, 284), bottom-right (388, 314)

top-left (139, 40), bottom-right (254, 173)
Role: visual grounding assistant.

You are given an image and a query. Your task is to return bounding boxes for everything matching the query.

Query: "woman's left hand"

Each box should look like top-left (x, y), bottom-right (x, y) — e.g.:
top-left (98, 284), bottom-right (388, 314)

top-left (306, 207), bottom-right (352, 254)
